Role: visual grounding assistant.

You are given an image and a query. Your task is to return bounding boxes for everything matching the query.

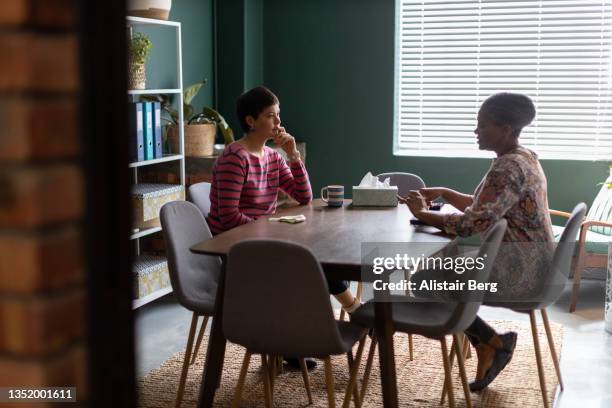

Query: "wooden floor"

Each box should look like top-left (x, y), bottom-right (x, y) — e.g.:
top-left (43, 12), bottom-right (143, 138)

top-left (136, 279), bottom-right (612, 407)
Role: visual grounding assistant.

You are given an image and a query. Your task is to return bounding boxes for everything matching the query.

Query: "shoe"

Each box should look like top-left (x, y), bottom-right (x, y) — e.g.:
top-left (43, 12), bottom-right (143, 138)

top-left (283, 357), bottom-right (317, 370)
top-left (469, 347), bottom-right (514, 391)
top-left (499, 331), bottom-right (517, 354)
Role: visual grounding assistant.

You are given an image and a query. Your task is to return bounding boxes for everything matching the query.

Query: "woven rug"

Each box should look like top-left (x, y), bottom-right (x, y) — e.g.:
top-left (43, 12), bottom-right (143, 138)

top-left (138, 320), bottom-right (562, 407)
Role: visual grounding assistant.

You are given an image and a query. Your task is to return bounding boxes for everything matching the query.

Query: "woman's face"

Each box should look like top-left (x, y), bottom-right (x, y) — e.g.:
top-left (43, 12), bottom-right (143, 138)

top-left (474, 111), bottom-right (510, 151)
top-left (247, 104), bottom-right (281, 138)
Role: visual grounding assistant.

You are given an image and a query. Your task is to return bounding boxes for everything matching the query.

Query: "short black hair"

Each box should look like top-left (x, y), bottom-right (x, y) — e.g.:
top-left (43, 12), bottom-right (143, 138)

top-left (480, 93), bottom-right (536, 137)
top-left (235, 86), bottom-right (279, 132)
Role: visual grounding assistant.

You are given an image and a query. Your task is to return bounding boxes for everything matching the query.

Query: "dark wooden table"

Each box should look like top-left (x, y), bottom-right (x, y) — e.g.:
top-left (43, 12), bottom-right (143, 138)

top-left (190, 199), bottom-right (455, 407)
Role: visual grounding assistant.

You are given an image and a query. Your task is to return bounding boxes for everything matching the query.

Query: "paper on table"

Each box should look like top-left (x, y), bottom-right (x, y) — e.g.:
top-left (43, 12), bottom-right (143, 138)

top-left (357, 172), bottom-right (391, 188)
top-left (268, 214), bottom-right (306, 224)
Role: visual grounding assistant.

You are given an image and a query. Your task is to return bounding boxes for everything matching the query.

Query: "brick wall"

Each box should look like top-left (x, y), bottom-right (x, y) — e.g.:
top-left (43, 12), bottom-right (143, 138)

top-left (0, 0), bottom-right (87, 404)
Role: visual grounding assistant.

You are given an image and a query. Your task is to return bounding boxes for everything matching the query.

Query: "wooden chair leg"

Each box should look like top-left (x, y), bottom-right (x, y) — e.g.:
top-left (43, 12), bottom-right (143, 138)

top-left (176, 312), bottom-right (198, 408)
top-left (343, 335), bottom-right (366, 408)
top-left (569, 240), bottom-right (586, 313)
top-left (452, 334), bottom-right (472, 408)
top-left (324, 357), bottom-right (336, 408)
top-left (541, 309), bottom-right (564, 391)
top-left (231, 351), bottom-right (252, 408)
top-left (261, 354), bottom-right (272, 408)
top-left (345, 350), bottom-right (361, 407)
top-left (359, 337), bottom-right (377, 404)
top-left (298, 358), bottom-right (313, 404)
top-left (190, 315), bottom-right (209, 365)
top-left (269, 355), bottom-right (276, 402)
top-left (463, 333), bottom-right (472, 360)
top-left (529, 311), bottom-right (550, 408)
top-left (408, 334), bottom-right (414, 361)
top-left (440, 337), bottom-right (456, 408)
top-left (440, 335), bottom-right (457, 405)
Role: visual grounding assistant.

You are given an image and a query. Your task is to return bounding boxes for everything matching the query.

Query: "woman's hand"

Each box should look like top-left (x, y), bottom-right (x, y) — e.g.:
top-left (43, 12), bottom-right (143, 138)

top-left (273, 126), bottom-right (298, 156)
top-left (418, 187), bottom-right (446, 205)
top-left (405, 190), bottom-right (428, 215)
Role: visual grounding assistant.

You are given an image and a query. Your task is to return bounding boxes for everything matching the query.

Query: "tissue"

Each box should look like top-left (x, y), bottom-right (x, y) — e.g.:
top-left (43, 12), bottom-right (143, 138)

top-left (352, 172), bottom-right (398, 207)
top-left (358, 172), bottom-right (391, 188)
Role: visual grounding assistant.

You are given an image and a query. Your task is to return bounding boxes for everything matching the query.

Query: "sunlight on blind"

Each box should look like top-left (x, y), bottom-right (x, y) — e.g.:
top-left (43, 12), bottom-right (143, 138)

top-left (394, 0), bottom-right (612, 160)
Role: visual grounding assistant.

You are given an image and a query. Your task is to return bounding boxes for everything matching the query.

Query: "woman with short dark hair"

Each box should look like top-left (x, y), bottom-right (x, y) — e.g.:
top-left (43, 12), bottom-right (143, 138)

top-left (208, 86), bottom-right (360, 368)
top-left (405, 93), bottom-right (555, 390)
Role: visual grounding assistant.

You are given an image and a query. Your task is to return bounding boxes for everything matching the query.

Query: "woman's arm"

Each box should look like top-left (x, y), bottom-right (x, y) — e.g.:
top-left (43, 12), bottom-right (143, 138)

top-left (442, 164), bottom-right (522, 237)
top-left (277, 153), bottom-right (313, 204)
top-left (213, 152), bottom-right (253, 229)
top-left (440, 188), bottom-right (474, 212)
top-left (419, 187), bottom-right (473, 212)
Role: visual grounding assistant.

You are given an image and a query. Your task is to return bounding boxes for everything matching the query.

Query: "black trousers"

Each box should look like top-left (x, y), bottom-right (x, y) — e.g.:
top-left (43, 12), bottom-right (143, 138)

top-left (326, 278), bottom-right (349, 295)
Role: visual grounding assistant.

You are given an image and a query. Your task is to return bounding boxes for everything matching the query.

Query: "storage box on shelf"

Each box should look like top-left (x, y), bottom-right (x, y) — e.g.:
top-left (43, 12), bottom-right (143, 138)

top-left (131, 183), bottom-right (185, 229)
top-left (127, 15), bottom-right (185, 308)
top-left (133, 254), bottom-right (171, 300)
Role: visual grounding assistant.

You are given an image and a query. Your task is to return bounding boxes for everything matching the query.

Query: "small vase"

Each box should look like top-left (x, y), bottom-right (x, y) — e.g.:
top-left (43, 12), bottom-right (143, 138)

top-left (129, 62), bottom-right (146, 90)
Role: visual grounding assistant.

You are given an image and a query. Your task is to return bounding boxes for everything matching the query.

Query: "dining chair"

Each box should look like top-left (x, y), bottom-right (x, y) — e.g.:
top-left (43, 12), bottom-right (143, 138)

top-left (188, 181), bottom-right (212, 218)
top-left (223, 239), bottom-right (369, 408)
top-left (377, 172), bottom-right (426, 197)
top-left (508, 203), bottom-right (586, 407)
top-left (351, 219), bottom-right (507, 408)
top-left (160, 201), bottom-right (221, 408)
top-left (551, 192), bottom-right (605, 312)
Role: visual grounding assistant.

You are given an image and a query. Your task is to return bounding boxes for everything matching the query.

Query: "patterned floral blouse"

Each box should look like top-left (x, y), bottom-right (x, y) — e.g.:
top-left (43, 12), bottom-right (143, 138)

top-left (443, 146), bottom-right (555, 300)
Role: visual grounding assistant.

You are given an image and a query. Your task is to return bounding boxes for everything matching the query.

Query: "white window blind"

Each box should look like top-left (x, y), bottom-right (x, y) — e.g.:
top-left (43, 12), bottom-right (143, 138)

top-left (395, 0), bottom-right (612, 160)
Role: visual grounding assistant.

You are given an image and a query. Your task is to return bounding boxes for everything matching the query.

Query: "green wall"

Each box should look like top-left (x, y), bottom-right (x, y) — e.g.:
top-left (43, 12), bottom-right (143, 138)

top-left (261, 0), bottom-right (608, 212)
top-left (138, 0), bottom-right (215, 115)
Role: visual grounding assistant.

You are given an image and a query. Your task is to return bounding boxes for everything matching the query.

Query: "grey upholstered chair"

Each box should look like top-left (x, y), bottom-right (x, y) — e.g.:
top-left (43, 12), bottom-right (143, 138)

top-left (502, 203), bottom-right (586, 408)
top-left (351, 219), bottom-right (507, 408)
top-left (160, 201), bottom-right (221, 408)
top-left (188, 182), bottom-right (212, 218)
top-left (223, 239), bottom-right (369, 408)
top-left (377, 172), bottom-right (426, 197)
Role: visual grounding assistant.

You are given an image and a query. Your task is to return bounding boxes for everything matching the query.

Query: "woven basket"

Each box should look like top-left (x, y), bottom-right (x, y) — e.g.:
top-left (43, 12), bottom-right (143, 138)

top-left (167, 123), bottom-right (216, 157)
top-left (129, 62), bottom-right (146, 90)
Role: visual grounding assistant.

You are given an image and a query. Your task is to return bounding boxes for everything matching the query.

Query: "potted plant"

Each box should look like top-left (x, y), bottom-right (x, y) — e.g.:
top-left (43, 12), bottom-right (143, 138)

top-left (128, 32), bottom-right (152, 90)
top-left (142, 79), bottom-right (234, 157)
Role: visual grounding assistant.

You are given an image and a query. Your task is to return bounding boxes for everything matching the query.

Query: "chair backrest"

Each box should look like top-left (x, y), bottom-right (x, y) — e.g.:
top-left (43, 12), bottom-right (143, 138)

top-left (188, 182), bottom-right (212, 218)
top-left (377, 172), bottom-right (426, 197)
top-left (537, 203), bottom-right (587, 307)
top-left (160, 201), bottom-right (220, 314)
top-left (443, 218), bottom-right (507, 333)
top-left (586, 175), bottom-right (612, 235)
top-left (223, 239), bottom-right (348, 357)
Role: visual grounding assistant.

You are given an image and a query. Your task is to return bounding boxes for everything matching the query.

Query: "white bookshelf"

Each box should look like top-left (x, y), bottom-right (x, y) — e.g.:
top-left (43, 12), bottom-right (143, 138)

top-left (128, 16), bottom-right (184, 308)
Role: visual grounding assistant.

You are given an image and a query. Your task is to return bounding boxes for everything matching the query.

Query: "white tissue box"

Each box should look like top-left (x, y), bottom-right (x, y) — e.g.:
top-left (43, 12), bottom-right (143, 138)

top-left (352, 186), bottom-right (398, 207)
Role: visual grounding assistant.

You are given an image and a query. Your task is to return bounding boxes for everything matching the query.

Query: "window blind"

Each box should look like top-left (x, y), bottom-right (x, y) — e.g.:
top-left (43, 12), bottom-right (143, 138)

top-left (395, 0), bottom-right (612, 160)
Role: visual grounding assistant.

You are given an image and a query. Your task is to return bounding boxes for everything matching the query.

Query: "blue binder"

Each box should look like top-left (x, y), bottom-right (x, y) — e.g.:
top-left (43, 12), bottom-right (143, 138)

top-left (143, 102), bottom-right (154, 160)
top-left (128, 102), bottom-right (144, 162)
top-left (152, 102), bottom-right (163, 158)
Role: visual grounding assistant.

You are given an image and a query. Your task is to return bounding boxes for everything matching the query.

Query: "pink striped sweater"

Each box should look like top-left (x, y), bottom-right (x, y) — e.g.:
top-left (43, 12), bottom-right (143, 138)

top-left (207, 142), bottom-right (312, 235)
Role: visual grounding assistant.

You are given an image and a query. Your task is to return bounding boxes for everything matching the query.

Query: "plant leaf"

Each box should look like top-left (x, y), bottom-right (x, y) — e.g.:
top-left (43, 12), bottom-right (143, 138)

top-left (183, 79), bottom-right (207, 105)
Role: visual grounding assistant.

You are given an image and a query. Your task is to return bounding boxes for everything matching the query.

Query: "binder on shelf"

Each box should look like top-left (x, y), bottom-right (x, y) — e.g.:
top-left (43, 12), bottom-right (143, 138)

top-left (152, 101), bottom-right (163, 158)
top-left (143, 102), bottom-right (155, 160)
top-left (128, 102), bottom-right (144, 162)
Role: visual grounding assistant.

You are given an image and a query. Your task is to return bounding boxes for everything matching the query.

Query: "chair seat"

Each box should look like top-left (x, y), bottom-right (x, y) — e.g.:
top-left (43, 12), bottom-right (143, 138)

top-left (552, 225), bottom-right (610, 255)
top-left (337, 321), bottom-right (368, 353)
top-left (350, 301), bottom-right (459, 339)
